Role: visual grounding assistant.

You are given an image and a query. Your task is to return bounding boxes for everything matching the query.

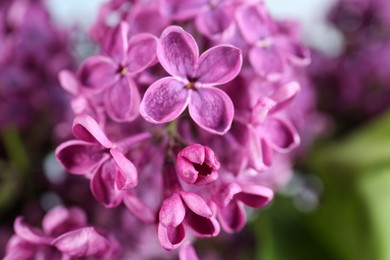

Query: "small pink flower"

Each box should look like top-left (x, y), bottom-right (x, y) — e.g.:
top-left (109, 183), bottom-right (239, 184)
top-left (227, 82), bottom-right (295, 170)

top-left (158, 191), bottom-right (220, 250)
top-left (177, 144), bottom-right (220, 185)
top-left (140, 25), bottom-right (242, 135)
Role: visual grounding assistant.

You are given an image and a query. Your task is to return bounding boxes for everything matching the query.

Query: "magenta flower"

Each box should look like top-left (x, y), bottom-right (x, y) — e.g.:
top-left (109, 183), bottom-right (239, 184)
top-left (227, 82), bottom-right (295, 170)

top-left (177, 144), bottom-right (220, 185)
top-left (140, 26), bottom-right (242, 135)
top-left (158, 191), bottom-right (220, 250)
top-left (160, 0), bottom-right (237, 39)
top-left (236, 3), bottom-right (310, 81)
top-left (55, 114), bottom-right (145, 207)
top-left (214, 182), bottom-right (273, 233)
top-left (79, 22), bottom-right (158, 122)
top-left (4, 206), bottom-right (120, 259)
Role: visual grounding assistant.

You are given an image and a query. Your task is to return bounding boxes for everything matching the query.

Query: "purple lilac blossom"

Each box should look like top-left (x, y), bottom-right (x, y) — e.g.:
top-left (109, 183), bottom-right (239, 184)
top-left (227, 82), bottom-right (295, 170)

top-left (47, 0), bottom-right (320, 258)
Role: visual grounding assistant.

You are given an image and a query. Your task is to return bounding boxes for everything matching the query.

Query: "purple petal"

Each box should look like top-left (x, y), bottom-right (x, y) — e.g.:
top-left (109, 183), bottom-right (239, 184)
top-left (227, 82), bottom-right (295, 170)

top-left (157, 26), bottom-right (198, 78)
top-left (110, 148), bottom-right (138, 189)
top-left (126, 4), bottom-right (170, 35)
top-left (140, 77), bottom-right (189, 123)
top-left (126, 33), bottom-right (158, 74)
top-left (78, 55), bottom-right (117, 91)
top-left (195, 6), bottom-right (233, 39)
top-left (263, 117), bottom-right (300, 153)
top-left (103, 22), bottom-right (129, 63)
top-left (185, 213), bottom-right (220, 238)
top-left (4, 235), bottom-right (36, 260)
top-left (179, 242), bottom-right (199, 260)
top-left (91, 160), bottom-right (124, 208)
top-left (58, 70), bottom-right (80, 95)
top-left (189, 87), bottom-right (234, 135)
top-left (235, 3), bottom-right (273, 44)
top-left (218, 201), bottom-right (246, 233)
top-left (251, 97), bottom-right (277, 126)
top-left (158, 223), bottom-right (185, 251)
top-left (104, 76), bottom-right (140, 122)
top-left (14, 217), bottom-right (52, 244)
top-left (196, 45), bottom-right (242, 85)
top-left (72, 114), bottom-right (113, 148)
top-left (159, 193), bottom-right (186, 228)
top-left (234, 184), bottom-right (274, 208)
top-left (249, 46), bottom-right (285, 81)
top-left (52, 227), bottom-right (110, 257)
top-left (123, 194), bottom-right (155, 223)
top-left (270, 81), bottom-right (300, 112)
top-left (214, 182), bottom-right (242, 207)
top-left (42, 206), bottom-right (87, 237)
top-left (55, 140), bottom-right (107, 174)
top-left (180, 192), bottom-right (212, 218)
top-left (248, 126), bottom-right (272, 171)
top-left (160, 0), bottom-right (209, 20)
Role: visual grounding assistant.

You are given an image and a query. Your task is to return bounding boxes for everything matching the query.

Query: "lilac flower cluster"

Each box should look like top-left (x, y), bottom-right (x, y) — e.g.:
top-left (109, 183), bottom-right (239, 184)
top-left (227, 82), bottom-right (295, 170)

top-left (310, 0), bottom-right (390, 127)
top-left (2, 0), bottom-right (315, 257)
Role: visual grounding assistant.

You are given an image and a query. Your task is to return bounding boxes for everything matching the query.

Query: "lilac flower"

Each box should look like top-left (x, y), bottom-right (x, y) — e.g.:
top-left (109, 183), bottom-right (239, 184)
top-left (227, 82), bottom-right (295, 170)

top-left (140, 26), bottom-right (242, 135)
top-left (158, 191), bottom-right (220, 250)
top-left (4, 206), bottom-right (120, 259)
top-left (235, 3), bottom-right (310, 81)
top-left (55, 114), bottom-right (147, 207)
top-left (233, 81), bottom-right (301, 171)
top-left (79, 22), bottom-right (157, 122)
top-left (214, 182), bottom-right (273, 233)
top-left (177, 144), bottom-right (220, 185)
top-left (160, 0), bottom-right (238, 39)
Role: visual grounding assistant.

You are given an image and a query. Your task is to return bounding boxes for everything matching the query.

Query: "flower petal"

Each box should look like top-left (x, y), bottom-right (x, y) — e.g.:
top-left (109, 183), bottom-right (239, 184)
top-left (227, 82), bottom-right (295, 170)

top-left (58, 70), bottom-right (80, 95)
top-left (103, 22), bottom-right (129, 63)
top-left (189, 87), bottom-right (234, 135)
top-left (263, 117), bottom-right (300, 153)
top-left (126, 33), bottom-right (158, 74)
top-left (78, 55), bottom-right (117, 91)
top-left (234, 184), bottom-right (274, 208)
top-left (42, 206), bottom-right (87, 237)
top-left (195, 6), bottom-right (234, 39)
top-left (55, 140), bottom-right (107, 174)
top-left (270, 81), bottom-right (300, 112)
top-left (247, 126), bottom-right (271, 171)
top-left (52, 227), bottom-right (110, 257)
top-left (4, 235), bottom-right (36, 260)
top-left (140, 77), bottom-right (189, 123)
top-left (180, 192), bottom-right (212, 218)
top-left (185, 213), bottom-right (220, 238)
top-left (110, 148), bottom-right (138, 190)
top-left (14, 217), bottom-right (52, 244)
top-left (196, 45), bottom-right (242, 85)
top-left (72, 114), bottom-right (113, 148)
top-left (104, 76), bottom-right (141, 122)
top-left (235, 3), bottom-right (272, 44)
top-left (157, 26), bottom-right (198, 78)
top-left (179, 242), bottom-right (199, 260)
top-left (218, 201), bottom-right (246, 233)
top-left (158, 223), bottom-right (185, 251)
top-left (159, 193), bottom-right (186, 228)
top-left (160, 0), bottom-right (209, 20)
top-left (249, 46), bottom-right (285, 81)
top-left (91, 160), bottom-right (124, 208)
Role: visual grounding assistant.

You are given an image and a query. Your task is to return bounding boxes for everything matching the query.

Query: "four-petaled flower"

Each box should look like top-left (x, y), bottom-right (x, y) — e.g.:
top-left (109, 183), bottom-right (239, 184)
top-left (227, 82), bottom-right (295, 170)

top-left (140, 25), bottom-right (242, 135)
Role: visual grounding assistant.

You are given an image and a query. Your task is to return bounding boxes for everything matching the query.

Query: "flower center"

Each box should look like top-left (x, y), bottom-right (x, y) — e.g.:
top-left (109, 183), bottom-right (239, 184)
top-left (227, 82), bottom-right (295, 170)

top-left (185, 81), bottom-right (195, 89)
top-left (120, 66), bottom-right (128, 76)
top-left (193, 162), bottom-right (213, 176)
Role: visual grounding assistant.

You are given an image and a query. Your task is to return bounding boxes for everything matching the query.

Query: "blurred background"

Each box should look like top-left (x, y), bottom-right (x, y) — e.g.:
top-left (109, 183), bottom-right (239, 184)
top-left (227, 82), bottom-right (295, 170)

top-left (2, 0), bottom-right (390, 259)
